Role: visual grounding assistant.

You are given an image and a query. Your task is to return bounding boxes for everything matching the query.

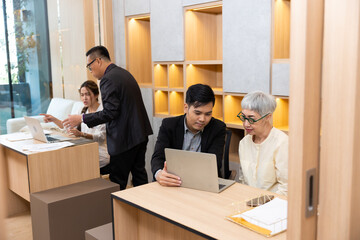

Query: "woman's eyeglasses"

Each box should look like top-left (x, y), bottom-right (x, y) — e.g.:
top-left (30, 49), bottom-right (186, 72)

top-left (236, 111), bottom-right (270, 124)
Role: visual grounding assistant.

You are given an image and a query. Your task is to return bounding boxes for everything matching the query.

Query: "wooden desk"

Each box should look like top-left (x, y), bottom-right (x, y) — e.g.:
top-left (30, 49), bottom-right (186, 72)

top-left (0, 134), bottom-right (100, 202)
top-left (112, 182), bottom-right (286, 240)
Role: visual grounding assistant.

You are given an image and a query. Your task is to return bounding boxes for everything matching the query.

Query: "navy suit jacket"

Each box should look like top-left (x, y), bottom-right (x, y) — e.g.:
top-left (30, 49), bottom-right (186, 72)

top-left (83, 64), bottom-right (153, 156)
top-left (151, 114), bottom-right (226, 179)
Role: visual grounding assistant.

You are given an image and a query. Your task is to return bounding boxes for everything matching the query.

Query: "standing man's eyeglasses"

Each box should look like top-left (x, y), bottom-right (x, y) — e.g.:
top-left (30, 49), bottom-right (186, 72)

top-left (86, 58), bottom-right (100, 71)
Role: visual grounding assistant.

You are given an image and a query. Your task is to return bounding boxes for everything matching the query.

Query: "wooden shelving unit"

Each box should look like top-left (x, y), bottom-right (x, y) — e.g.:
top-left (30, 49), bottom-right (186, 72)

top-left (169, 91), bottom-right (184, 116)
top-left (185, 63), bottom-right (223, 92)
top-left (273, 0), bottom-right (291, 60)
top-left (273, 97), bottom-right (289, 132)
top-left (184, 2), bottom-right (222, 61)
top-left (169, 64), bottom-right (184, 89)
top-left (224, 94), bottom-right (244, 129)
top-left (213, 94), bottom-right (223, 121)
top-left (154, 90), bottom-right (169, 116)
top-left (126, 15), bottom-right (152, 87)
top-left (128, 1), bottom-right (291, 165)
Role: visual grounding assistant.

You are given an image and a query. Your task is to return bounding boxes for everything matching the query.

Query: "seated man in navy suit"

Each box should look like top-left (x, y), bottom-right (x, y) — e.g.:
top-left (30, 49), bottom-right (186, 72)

top-left (151, 84), bottom-right (226, 187)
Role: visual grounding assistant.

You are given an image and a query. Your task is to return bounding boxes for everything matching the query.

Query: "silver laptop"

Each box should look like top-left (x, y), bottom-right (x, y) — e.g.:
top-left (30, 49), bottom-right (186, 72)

top-left (24, 116), bottom-right (72, 143)
top-left (165, 148), bottom-right (235, 193)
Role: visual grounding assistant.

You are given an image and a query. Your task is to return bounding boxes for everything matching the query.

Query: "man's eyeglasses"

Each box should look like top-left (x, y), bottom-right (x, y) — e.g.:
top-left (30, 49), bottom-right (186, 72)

top-left (86, 58), bottom-right (99, 71)
top-left (236, 111), bottom-right (270, 124)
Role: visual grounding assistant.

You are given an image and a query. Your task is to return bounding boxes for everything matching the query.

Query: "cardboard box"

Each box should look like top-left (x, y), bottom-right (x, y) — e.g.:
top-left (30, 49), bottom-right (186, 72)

top-left (31, 178), bottom-right (119, 240)
top-left (85, 222), bottom-right (113, 240)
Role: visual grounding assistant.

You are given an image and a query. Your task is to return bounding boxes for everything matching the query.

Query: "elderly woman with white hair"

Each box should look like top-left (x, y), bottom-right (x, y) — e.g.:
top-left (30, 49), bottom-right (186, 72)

top-left (237, 91), bottom-right (288, 196)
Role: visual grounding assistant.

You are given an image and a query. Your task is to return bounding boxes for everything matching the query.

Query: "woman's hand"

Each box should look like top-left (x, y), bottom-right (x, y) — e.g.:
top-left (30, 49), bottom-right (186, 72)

top-left (68, 128), bottom-right (82, 137)
top-left (40, 113), bottom-right (56, 123)
top-left (40, 113), bottom-right (63, 128)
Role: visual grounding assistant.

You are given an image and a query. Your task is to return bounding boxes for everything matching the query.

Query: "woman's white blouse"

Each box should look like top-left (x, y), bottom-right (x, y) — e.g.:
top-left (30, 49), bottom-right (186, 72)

top-left (80, 105), bottom-right (110, 168)
top-left (238, 127), bottom-right (288, 196)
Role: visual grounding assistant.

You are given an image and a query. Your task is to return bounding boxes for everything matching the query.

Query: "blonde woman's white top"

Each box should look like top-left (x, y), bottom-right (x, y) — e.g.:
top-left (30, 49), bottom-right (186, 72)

top-left (238, 127), bottom-right (288, 196)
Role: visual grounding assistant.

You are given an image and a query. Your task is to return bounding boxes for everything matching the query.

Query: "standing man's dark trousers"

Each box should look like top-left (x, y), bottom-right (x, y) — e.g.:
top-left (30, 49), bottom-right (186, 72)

top-left (109, 138), bottom-right (149, 190)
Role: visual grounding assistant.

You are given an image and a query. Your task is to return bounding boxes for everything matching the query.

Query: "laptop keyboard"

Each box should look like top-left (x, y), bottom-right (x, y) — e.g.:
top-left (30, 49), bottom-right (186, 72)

top-left (46, 136), bottom-right (59, 143)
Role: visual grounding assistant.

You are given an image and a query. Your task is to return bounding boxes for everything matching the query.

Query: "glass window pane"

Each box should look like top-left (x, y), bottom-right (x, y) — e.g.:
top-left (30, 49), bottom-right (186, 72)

top-left (0, 0), bottom-right (12, 134)
top-left (0, 0), bottom-right (52, 134)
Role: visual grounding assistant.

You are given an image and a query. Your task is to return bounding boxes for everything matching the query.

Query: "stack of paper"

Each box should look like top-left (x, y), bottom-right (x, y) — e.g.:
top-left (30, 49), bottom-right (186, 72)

top-left (227, 197), bottom-right (287, 236)
top-left (22, 141), bottom-right (74, 153)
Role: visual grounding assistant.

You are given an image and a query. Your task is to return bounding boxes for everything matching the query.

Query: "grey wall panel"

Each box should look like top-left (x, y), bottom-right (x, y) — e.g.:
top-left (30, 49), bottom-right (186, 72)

top-left (183, 0), bottom-right (220, 6)
top-left (125, 0), bottom-right (150, 16)
top-left (140, 88), bottom-right (154, 181)
top-left (223, 0), bottom-right (271, 94)
top-left (271, 62), bottom-right (290, 96)
top-left (151, 0), bottom-right (184, 61)
top-left (112, 0), bottom-right (126, 68)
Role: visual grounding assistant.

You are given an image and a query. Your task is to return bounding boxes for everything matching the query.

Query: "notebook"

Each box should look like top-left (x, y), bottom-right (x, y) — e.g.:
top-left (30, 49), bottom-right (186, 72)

top-left (24, 116), bottom-right (72, 143)
top-left (165, 148), bottom-right (235, 193)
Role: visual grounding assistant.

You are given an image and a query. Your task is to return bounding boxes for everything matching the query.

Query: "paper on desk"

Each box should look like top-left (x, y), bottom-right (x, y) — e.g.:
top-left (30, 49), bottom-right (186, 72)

top-left (6, 132), bottom-right (33, 141)
top-left (22, 141), bottom-right (74, 152)
top-left (232, 198), bottom-right (287, 235)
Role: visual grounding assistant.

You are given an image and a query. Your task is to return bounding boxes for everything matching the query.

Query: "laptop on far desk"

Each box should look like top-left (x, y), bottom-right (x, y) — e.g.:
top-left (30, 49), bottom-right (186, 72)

top-left (165, 148), bottom-right (235, 193)
top-left (24, 116), bottom-right (72, 143)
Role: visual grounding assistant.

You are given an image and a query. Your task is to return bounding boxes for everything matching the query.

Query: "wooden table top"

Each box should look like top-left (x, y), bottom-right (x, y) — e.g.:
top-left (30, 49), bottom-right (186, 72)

top-left (112, 182), bottom-right (287, 240)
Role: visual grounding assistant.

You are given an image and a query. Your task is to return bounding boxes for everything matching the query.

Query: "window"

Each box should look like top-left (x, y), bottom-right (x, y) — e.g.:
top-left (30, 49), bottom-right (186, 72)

top-left (0, 0), bottom-right (51, 134)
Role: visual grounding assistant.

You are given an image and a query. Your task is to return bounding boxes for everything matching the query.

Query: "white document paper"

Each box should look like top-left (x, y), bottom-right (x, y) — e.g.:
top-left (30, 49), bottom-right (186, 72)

top-left (233, 197), bottom-right (287, 235)
top-left (6, 132), bottom-right (33, 141)
top-left (22, 141), bottom-right (74, 153)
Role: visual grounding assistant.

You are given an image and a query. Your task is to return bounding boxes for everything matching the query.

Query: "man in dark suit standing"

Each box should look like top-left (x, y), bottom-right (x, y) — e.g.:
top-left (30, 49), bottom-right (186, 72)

top-left (151, 84), bottom-right (226, 187)
top-left (63, 46), bottom-right (153, 190)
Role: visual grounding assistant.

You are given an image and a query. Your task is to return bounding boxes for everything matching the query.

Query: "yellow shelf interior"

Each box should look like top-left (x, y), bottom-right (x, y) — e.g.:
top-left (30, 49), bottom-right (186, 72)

top-left (154, 90), bottom-right (169, 115)
top-left (274, 0), bottom-right (291, 59)
top-left (154, 64), bottom-right (168, 88)
top-left (169, 91), bottom-right (184, 116)
top-left (127, 16), bottom-right (152, 85)
top-left (185, 3), bottom-right (222, 61)
top-left (169, 64), bottom-right (184, 88)
top-left (224, 95), bottom-right (243, 126)
top-left (273, 97), bottom-right (289, 131)
top-left (186, 64), bottom-right (222, 90)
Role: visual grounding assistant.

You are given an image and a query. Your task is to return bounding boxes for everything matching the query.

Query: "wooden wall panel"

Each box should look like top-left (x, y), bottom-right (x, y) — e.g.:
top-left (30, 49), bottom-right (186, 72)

top-left (287, 0), bottom-right (323, 239)
top-left (318, 0), bottom-right (360, 239)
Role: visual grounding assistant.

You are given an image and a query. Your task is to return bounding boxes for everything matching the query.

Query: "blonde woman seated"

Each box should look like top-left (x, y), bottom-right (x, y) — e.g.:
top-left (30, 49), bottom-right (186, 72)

top-left (237, 91), bottom-right (288, 196)
top-left (41, 80), bottom-right (110, 174)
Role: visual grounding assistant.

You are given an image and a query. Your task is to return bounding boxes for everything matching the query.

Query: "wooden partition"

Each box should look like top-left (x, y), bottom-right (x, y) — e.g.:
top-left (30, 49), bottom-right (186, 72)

top-left (0, 145), bottom-right (6, 239)
top-left (287, 0), bottom-right (323, 239)
top-left (318, 0), bottom-right (360, 239)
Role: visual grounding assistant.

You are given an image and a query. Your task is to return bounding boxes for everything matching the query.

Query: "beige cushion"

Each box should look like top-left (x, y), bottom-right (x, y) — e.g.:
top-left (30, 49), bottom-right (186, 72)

top-left (46, 98), bottom-right (75, 120)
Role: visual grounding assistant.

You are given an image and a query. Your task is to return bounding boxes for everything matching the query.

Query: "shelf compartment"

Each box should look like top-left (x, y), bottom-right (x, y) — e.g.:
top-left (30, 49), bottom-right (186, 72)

top-left (154, 90), bottom-right (169, 115)
top-left (186, 64), bottom-right (223, 91)
top-left (227, 128), bottom-right (245, 163)
top-left (185, 2), bottom-right (222, 61)
top-left (154, 64), bottom-right (168, 88)
top-left (126, 15), bottom-right (152, 86)
top-left (169, 91), bottom-right (184, 116)
top-left (273, 0), bottom-right (291, 59)
top-left (273, 97), bottom-right (289, 132)
top-left (224, 95), bottom-right (244, 128)
top-left (169, 64), bottom-right (184, 89)
top-left (213, 94), bottom-right (223, 121)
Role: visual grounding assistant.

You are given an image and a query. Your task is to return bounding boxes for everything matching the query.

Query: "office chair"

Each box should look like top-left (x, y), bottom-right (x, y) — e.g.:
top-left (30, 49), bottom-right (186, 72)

top-left (223, 130), bottom-right (237, 180)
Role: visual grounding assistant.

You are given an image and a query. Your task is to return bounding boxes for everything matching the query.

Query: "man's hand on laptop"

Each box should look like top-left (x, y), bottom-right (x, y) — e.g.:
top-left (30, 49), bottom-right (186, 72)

top-left (62, 114), bottom-right (82, 129)
top-left (156, 162), bottom-right (182, 187)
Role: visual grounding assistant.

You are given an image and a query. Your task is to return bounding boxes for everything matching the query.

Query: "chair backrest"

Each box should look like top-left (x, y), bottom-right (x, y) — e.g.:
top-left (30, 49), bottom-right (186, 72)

top-left (46, 98), bottom-right (75, 120)
top-left (223, 130), bottom-right (232, 179)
